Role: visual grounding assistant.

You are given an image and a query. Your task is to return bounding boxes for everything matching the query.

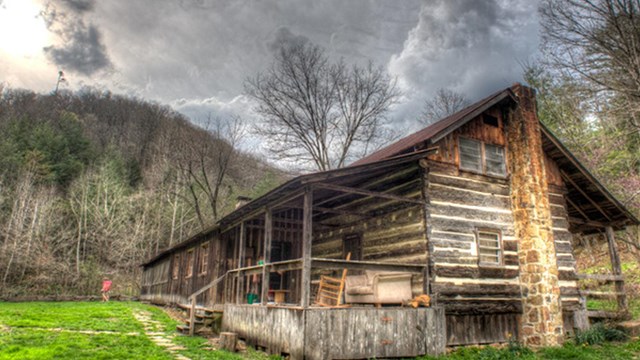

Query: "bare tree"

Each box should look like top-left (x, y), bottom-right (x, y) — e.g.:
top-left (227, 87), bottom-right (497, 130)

top-left (540, 0), bottom-right (640, 145)
top-left (421, 88), bottom-right (469, 125)
top-left (177, 116), bottom-right (245, 228)
top-left (245, 42), bottom-right (399, 171)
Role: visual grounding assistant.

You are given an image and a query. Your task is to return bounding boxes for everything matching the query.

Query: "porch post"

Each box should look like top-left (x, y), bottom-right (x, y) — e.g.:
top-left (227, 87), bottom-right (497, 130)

top-left (261, 208), bottom-right (272, 304)
top-left (301, 187), bottom-right (313, 308)
top-left (236, 221), bottom-right (246, 304)
top-left (605, 226), bottom-right (628, 312)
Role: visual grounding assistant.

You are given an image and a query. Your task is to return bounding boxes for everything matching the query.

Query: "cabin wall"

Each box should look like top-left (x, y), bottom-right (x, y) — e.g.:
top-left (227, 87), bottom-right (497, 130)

top-left (547, 155), bottom-right (580, 316)
top-left (424, 110), bottom-right (522, 346)
top-left (141, 231), bottom-right (226, 306)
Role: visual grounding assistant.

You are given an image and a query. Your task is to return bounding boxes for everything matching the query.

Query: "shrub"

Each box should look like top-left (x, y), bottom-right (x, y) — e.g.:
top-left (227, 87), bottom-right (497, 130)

top-left (574, 322), bottom-right (628, 345)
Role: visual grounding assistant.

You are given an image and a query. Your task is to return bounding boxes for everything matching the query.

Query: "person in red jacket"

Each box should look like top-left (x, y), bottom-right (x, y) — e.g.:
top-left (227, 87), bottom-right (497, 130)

top-left (101, 277), bottom-right (112, 302)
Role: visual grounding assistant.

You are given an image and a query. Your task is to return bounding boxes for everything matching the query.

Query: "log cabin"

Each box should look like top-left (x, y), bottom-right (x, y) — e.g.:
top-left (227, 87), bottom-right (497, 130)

top-left (141, 84), bottom-right (639, 359)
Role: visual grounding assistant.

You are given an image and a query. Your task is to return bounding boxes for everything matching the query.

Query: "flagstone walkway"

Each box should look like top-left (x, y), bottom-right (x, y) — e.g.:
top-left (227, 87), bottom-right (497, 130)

top-left (132, 309), bottom-right (191, 360)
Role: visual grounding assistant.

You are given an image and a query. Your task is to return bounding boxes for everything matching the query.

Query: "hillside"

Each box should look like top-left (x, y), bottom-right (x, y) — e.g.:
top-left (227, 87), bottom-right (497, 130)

top-left (0, 87), bottom-right (286, 297)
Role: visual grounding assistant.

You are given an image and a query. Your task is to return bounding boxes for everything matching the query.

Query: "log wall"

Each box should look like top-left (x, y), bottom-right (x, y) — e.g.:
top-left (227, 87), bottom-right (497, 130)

top-left (313, 167), bottom-right (427, 294)
top-left (426, 160), bottom-right (521, 315)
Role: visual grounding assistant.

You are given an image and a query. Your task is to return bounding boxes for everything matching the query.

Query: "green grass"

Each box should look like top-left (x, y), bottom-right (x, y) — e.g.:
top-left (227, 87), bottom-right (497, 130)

top-left (0, 301), bottom-right (273, 360)
top-left (420, 340), bottom-right (640, 360)
top-left (2, 301), bottom-right (640, 360)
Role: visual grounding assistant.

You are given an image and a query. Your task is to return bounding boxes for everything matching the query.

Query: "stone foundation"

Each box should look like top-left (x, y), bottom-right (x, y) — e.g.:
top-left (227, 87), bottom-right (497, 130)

top-left (507, 85), bottom-right (564, 346)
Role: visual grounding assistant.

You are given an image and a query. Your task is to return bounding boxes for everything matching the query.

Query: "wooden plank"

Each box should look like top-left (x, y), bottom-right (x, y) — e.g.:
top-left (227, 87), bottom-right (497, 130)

top-left (261, 208), bottom-right (272, 304)
top-left (314, 182), bottom-right (425, 205)
top-left (301, 187), bottom-right (313, 308)
top-left (311, 258), bottom-right (424, 273)
top-left (576, 273), bottom-right (624, 281)
top-left (236, 222), bottom-right (246, 304)
top-left (606, 226), bottom-right (628, 312)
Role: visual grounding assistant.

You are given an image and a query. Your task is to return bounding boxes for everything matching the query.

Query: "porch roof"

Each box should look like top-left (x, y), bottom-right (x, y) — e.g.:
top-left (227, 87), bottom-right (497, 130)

top-left (141, 148), bottom-right (435, 267)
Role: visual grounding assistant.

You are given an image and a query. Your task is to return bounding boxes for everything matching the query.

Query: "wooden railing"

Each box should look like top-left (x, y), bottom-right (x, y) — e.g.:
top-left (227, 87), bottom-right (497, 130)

top-left (576, 273), bottom-right (628, 320)
top-left (187, 273), bottom-right (226, 336)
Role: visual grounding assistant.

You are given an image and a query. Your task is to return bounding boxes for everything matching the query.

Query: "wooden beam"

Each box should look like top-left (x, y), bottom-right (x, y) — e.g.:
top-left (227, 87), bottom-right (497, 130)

top-left (605, 226), bottom-right (628, 312)
top-left (235, 221), bottom-right (246, 304)
top-left (301, 187), bottom-right (313, 308)
top-left (313, 166), bottom-right (419, 208)
top-left (565, 197), bottom-right (594, 223)
top-left (576, 273), bottom-right (624, 281)
top-left (314, 182), bottom-right (424, 205)
top-left (313, 206), bottom-right (370, 218)
top-left (568, 216), bottom-right (606, 229)
top-left (311, 258), bottom-right (425, 273)
top-left (561, 170), bottom-right (612, 222)
top-left (261, 208), bottom-right (272, 304)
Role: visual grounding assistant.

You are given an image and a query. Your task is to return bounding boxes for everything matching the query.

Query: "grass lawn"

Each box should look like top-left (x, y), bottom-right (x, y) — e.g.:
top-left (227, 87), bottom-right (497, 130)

top-left (1, 301), bottom-right (640, 359)
top-left (0, 301), bottom-right (270, 360)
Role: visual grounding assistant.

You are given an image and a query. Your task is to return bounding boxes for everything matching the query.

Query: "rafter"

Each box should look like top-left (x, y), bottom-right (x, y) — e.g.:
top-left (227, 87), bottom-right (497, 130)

top-left (560, 170), bottom-right (612, 222)
top-left (314, 182), bottom-right (424, 205)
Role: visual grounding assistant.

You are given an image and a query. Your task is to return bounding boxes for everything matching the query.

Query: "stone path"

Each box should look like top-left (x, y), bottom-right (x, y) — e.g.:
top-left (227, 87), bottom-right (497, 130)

top-left (132, 310), bottom-right (190, 360)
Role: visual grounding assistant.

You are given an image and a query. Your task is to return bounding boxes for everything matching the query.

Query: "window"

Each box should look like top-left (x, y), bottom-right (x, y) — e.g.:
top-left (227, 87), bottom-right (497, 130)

top-left (477, 230), bottom-right (502, 265)
top-left (186, 249), bottom-right (194, 278)
top-left (459, 138), bottom-right (482, 173)
top-left (199, 243), bottom-right (209, 275)
top-left (172, 254), bottom-right (180, 280)
top-left (459, 137), bottom-right (506, 177)
top-left (483, 114), bottom-right (499, 127)
top-left (343, 233), bottom-right (362, 261)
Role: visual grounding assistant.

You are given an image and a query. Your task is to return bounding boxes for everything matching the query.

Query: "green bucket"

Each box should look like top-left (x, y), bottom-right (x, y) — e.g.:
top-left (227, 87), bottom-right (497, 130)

top-left (247, 293), bottom-right (259, 304)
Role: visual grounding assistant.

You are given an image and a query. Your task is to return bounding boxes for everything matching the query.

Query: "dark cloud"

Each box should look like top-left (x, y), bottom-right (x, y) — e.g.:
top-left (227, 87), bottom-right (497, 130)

top-left (388, 0), bottom-right (540, 127)
top-left (44, 23), bottom-right (111, 76)
top-left (267, 27), bottom-right (310, 53)
top-left (60, 0), bottom-right (95, 13)
top-left (42, 2), bottom-right (111, 75)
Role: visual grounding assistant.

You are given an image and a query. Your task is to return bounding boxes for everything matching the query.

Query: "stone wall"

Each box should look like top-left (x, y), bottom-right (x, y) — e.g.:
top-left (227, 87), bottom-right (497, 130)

top-left (506, 85), bottom-right (564, 346)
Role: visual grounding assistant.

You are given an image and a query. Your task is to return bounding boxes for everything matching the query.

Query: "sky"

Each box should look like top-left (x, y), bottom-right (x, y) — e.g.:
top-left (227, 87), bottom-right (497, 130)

top-left (0, 0), bottom-right (541, 154)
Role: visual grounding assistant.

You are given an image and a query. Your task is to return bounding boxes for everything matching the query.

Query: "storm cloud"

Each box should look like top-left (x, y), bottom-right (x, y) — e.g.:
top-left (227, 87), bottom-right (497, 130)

top-left (2, 0), bottom-right (540, 148)
top-left (42, 0), bottom-right (111, 75)
top-left (389, 0), bottom-right (540, 126)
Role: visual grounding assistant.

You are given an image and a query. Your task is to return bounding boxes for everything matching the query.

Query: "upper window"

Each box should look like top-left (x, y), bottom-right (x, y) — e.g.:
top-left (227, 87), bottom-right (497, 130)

top-left (199, 243), bottom-right (209, 275)
top-left (172, 254), bottom-right (180, 280)
top-left (459, 137), bottom-right (506, 177)
top-left (186, 249), bottom-right (194, 278)
top-left (477, 229), bottom-right (502, 265)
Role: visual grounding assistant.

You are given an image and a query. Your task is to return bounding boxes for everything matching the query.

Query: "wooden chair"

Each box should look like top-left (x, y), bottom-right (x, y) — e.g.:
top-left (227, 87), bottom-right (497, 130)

top-left (314, 253), bottom-right (351, 307)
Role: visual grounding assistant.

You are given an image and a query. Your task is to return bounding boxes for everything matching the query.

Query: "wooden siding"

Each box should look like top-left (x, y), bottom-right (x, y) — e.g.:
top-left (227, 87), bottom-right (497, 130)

top-left (222, 304), bottom-right (446, 360)
top-left (141, 231), bottom-right (226, 306)
top-left (446, 313), bottom-right (520, 346)
top-left (427, 108), bottom-right (506, 165)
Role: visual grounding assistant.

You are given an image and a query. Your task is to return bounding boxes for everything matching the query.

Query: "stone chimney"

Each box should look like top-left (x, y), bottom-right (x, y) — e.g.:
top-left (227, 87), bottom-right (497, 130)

top-left (235, 196), bottom-right (252, 209)
top-left (506, 84), bottom-right (564, 346)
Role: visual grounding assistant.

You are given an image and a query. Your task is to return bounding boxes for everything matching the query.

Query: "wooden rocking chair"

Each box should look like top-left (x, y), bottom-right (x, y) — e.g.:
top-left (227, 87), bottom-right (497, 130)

top-left (314, 252), bottom-right (351, 307)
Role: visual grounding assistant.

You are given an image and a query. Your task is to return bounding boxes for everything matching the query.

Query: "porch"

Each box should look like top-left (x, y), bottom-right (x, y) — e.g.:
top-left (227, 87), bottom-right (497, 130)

top-left (187, 151), bottom-right (446, 358)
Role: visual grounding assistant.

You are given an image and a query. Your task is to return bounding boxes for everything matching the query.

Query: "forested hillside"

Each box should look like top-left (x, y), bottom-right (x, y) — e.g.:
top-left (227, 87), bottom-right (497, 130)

top-left (0, 87), bottom-right (285, 297)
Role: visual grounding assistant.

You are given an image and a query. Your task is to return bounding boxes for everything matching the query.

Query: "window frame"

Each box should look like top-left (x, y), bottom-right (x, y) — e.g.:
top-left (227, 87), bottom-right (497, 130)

top-left (458, 136), bottom-right (507, 178)
top-left (172, 254), bottom-right (180, 280)
top-left (199, 243), bottom-right (209, 276)
top-left (185, 248), bottom-right (195, 278)
top-left (475, 228), bottom-right (503, 266)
